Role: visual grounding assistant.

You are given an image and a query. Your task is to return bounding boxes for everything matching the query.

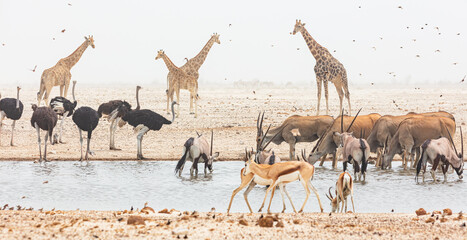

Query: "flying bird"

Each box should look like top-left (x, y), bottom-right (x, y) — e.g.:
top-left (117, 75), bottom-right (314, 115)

top-left (457, 33), bottom-right (461, 35)
top-left (461, 75), bottom-right (465, 83)
top-left (352, 40), bottom-right (355, 42)
top-left (30, 65), bottom-right (37, 72)
top-left (333, 50), bottom-right (337, 52)
top-left (371, 82), bottom-right (374, 85)
top-left (379, 37), bottom-right (383, 40)
top-left (453, 62), bottom-right (459, 65)
top-left (416, 55), bottom-right (421, 58)
top-left (229, 24), bottom-right (232, 27)
top-left (61, 29), bottom-right (66, 33)
top-left (435, 50), bottom-right (441, 53)
top-left (1, 43), bottom-right (4, 46)
top-left (372, 46), bottom-right (376, 51)
top-left (412, 39), bottom-right (417, 42)
top-left (398, 6), bottom-right (403, 9)
top-left (296, 48), bottom-right (300, 50)
top-left (68, 3), bottom-right (72, 6)
top-left (184, 58), bottom-right (188, 62)
top-left (400, 46), bottom-right (403, 49)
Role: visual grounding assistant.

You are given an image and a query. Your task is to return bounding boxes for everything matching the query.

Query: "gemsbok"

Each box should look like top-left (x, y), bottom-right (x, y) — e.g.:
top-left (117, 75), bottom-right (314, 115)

top-left (175, 130), bottom-right (219, 176)
top-left (243, 151), bottom-right (324, 213)
top-left (333, 110), bottom-right (370, 181)
top-left (326, 172), bottom-right (355, 213)
top-left (416, 126), bottom-right (464, 182)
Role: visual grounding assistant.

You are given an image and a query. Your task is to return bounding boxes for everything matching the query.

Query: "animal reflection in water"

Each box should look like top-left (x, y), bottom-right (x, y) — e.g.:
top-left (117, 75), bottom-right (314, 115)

top-left (175, 130), bottom-right (219, 176)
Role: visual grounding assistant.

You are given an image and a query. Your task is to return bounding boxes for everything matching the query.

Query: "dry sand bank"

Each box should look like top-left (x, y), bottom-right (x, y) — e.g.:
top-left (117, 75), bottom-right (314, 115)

top-left (0, 87), bottom-right (466, 161)
top-left (0, 209), bottom-right (465, 239)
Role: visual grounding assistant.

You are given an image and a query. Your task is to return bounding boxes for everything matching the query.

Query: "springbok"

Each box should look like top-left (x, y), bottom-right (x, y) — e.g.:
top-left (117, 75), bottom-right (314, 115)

top-left (326, 172), bottom-right (355, 213)
top-left (227, 149), bottom-right (297, 214)
top-left (256, 112), bottom-right (333, 160)
top-left (306, 110), bottom-right (380, 168)
top-left (175, 130), bottom-right (219, 176)
top-left (243, 151), bottom-right (324, 213)
top-left (416, 126), bottom-right (464, 182)
top-left (333, 110), bottom-right (370, 181)
top-left (382, 116), bottom-right (456, 170)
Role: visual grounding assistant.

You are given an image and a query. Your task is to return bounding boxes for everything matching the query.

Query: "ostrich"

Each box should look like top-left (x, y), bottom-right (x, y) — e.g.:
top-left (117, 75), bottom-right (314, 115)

top-left (122, 101), bottom-right (178, 160)
top-left (98, 85), bottom-right (141, 150)
top-left (49, 80), bottom-right (78, 143)
top-left (0, 86), bottom-right (24, 146)
top-left (30, 104), bottom-right (58, 162)
top-left (72, 107), bottom-right (99, 161)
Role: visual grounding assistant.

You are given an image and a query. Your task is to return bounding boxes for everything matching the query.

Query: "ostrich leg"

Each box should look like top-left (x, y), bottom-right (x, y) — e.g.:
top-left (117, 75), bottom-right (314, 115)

top-left (44, 132), bottom-right (49, 162)
top-left (85, 131), bottom-right (92, 161)
top-left (0, 111), bottom-right (4, 145)
top-left (58, 115), bottom-right (67, 143)
top-left (35, 123), bottom-right (42, 162)
top-left (79, 129), bottom-right (83, 161)
top-left (10, 120), bottom-right (16, 146)
top-left (109, 118), bottom-right (116, 150)
top-left (136, 126), bottom-right (149, 160)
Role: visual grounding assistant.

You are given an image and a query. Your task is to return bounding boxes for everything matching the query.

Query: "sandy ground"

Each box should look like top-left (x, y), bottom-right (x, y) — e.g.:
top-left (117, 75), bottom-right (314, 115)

top-left (0, 209), bottom-right (465, 239)
top-left (0, 86), bottom-right (466, 161)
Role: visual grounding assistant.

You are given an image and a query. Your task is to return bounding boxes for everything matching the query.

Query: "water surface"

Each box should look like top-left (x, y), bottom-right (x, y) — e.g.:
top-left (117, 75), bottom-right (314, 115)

top-left (0, 161), bottom-right (465, 213)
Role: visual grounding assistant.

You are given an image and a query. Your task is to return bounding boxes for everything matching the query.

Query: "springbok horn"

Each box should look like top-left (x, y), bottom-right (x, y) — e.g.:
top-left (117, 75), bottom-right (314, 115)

top-left (195, 131), bottom-right (201, 137)
top-left (340, 108), bottom-right (344, 133)
top-left (262, 124), bottom-right (288, 151)
top-left (346, 108), bottom-right (362, 132)
top-left (210, 129), bottom-right (214, 156)
top-left (444, 124), bottom-right (458, 156)
top-left (328, 187), bottom-right (334, 199)
top-left (258, 124), bottom-right (272, 151)
top-left (326, 193), bottom-right (332, 201)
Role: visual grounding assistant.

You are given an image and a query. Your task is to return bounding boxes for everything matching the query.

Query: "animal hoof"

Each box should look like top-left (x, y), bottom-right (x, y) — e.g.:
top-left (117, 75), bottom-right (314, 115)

top-left (298, 210), bottom-right (303, 213)
top-left (89, 151), bottom-right (95, 156)
top-left (110, 147), bottom-right (121, 151)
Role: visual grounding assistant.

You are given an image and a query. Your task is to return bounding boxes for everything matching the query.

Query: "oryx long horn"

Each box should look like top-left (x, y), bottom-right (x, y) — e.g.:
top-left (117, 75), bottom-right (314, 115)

top-left (346, 108), bottom-right (362, 132)
top-left (340, 108), bottom-right (344, 133)
top-left (328, 187), bottom-right (334, 199)
top-left (210, 129), bottom-right (214, 156)
top-left (312, 131), bottom-right (327, 153)
top-left (444, 124), bottom-right (458, 156)
top-left (258, 111), bottom-right (265, 136)
top-left (301, 149), bottom-right (307, 161)
top-left (460, 126), bottom-right (463, 157)
top-left (257, 112), bottom-right (261, 134)
top-left (262, 124), bottom-right (287, 150)
top-left (258, 124), bottom-right (272, 151)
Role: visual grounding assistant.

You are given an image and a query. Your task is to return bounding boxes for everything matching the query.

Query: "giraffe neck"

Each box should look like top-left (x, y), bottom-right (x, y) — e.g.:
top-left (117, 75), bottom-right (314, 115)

top-left (62, 40), bottom-right (90, 69)
top-left (300, 27), bottom-right (328, 60)
top-left (161, 54), bottom-right (180, 73)
top-left (186, 37), bottom-right (216, 71)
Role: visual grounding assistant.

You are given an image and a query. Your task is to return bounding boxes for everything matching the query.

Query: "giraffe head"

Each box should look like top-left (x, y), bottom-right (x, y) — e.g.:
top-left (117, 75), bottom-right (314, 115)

top-left (84, 35), bottom-right (95, 48)
top-left (155, 50), bottom-right (165, 60)
top-left (211, 33), bottom-right (221, 44)
top-left (292, 19), bottom-right (306, 35)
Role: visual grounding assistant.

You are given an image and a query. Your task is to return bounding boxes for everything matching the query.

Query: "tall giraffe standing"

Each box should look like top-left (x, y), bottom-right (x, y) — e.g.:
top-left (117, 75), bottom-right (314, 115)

top-left (37, 36), bottom-right (95, 106)
top-left (292, 20), bottom-right (351, 115)
top-left (166, 33), bottom-right (220, 115)
top-left (156, 50), bottom-right (199, 118)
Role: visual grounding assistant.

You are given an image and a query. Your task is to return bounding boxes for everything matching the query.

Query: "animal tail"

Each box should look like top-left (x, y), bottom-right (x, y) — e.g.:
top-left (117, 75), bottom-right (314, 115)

top-left (416, 139), bottom-right (430, 181)
top-left (175, 138), bottom-right (194, 174)
top-left (360, 139), bottom-right (368, 174)
top-left (268, 151), bottom-right (275, 165)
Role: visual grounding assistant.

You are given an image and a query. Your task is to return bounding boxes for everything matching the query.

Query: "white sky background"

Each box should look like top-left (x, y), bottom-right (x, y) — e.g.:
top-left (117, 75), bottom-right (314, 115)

top-left (0, 0), bottom-right (466, 88)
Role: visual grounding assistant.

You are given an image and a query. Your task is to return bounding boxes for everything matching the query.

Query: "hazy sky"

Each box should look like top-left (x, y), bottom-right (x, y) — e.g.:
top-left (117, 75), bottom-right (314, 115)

top-left (0, 0), bottom-right (466, 88)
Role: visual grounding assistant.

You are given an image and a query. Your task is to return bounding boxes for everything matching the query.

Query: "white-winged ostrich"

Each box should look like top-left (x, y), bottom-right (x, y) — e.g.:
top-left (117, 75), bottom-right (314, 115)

top-left (122, 101), bottom-right (177, 160)
top-left (0, 86), bottom-right (24, 146)
top-left (30, 104), bottom-right (58, 162)
top-left (98, 86), bottom-right (141, 150)
top-left (49, 80), bottom-right (78, 143)
top-left (72, 107), bottom-right (99, 161)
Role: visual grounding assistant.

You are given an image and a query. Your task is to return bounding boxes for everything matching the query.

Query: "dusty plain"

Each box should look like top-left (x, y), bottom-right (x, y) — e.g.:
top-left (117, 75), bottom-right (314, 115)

top-left (0, 86), bottom-right (466, 161)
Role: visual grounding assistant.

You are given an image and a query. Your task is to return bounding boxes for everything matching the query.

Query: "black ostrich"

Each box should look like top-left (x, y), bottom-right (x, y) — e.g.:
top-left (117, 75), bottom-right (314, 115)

top-left (30, 104), bottom-right (58, 162)
top-left (122, 101), bottom-right (177, 160)
top-left (97, 85), bottom-right (141, 150)
top-left (0, 86), bottom-right (24, 146)
top-left (72, 106), bottom-right (99, 161)
top-left (49, 80), bottom-right (78, 143)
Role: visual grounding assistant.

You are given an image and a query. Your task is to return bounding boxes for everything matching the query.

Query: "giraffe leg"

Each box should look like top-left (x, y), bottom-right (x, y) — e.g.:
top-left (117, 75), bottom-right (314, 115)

top-left (44, 86), bottom-right (53, 107)
top-left (64, 82), bottom-right (70, 99)
top-left (334, 83), bottom-right (344, 115)
top-left (194, 91), bottom-right (198, 118)
top-left (323, 79), bottom-right (329, 115)
top-left (316, 77), bottom-right (322, 116)
top-left (59, 85), bottom-right (64, 97)
top-left (189, 93), bottom-right (194, 114)
top-left (176, 89), bottom-right (180, 118)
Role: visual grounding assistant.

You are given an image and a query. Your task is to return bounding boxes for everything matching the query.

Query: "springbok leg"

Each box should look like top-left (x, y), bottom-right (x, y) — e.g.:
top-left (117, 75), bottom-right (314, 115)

top-left (258, 180), bottom-right (277, 212)
top-left (242, 181), bottom-right (257, 213)
top-left (308, 181), bottom-right (323, 212)
top-left (226, 172), bottom-right (254, 214)
top-left (282, 184), bottom-right (297, 213)
top-left (298, 178), bottom-right (311, 213)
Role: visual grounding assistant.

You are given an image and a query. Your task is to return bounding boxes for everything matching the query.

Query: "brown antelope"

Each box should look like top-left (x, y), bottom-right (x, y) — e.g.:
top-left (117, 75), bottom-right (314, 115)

top-left (306, 110), bottom-right (380, 168)
top-left (175, 130), bottom-right (219, 176)
top-left (243, 151), bottom-right (324, 213)
top-left (326, 172), bottom-right (355, 213)
top-left (256, 112), bottom-right (333, 160)
top-left (227, 150), bottom-right (298, 214)
top-left (367, 111), bottom-right (455, 167)
top-left (416, 126), bottom-right (464, 182)
top-left (333, 110), bottom-right (370, 181)
top-left (382, 116), bottom-right (456, 170)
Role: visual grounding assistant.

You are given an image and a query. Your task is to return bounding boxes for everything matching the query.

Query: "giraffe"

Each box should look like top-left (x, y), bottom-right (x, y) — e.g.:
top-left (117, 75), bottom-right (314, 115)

top-left (292, 20), bottom-right (351, 116)
top-left (156, 50), bottom-right (199, 118)
top-left (166, 33), bottom-right (220, 114)
top-left (37, 36), bottom-right (95, 106)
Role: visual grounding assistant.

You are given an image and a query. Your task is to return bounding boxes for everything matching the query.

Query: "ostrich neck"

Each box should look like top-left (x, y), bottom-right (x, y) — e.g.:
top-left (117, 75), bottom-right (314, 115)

top-left (136, 88), bottom-right (140, 110)
top-left (16, 89), bottom-right (20, 108)
top-left (300, 28), bottom-right (327, 60)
